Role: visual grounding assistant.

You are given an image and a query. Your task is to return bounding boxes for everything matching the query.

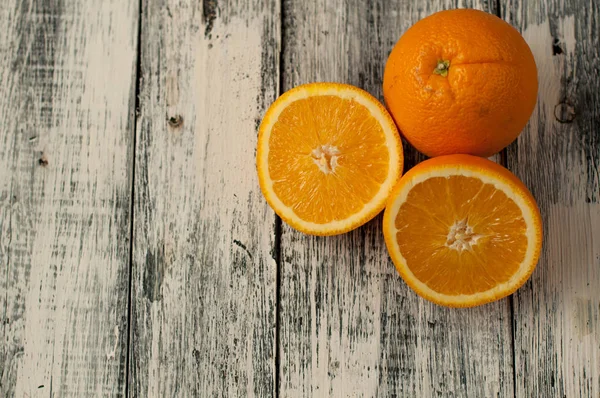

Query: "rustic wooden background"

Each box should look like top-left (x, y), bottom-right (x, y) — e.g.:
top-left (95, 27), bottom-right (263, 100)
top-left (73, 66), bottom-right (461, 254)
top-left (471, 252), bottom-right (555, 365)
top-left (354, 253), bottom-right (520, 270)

top-left (0, 0), bottom-right (598, 397)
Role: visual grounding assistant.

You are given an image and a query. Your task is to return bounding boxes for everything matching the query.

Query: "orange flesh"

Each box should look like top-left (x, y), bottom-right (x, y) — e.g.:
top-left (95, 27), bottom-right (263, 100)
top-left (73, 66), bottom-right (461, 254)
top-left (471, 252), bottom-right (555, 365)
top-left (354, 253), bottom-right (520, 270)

top-left (268, 95), bottom-right (390, 224)
top-left (395, 176), bottom-right (528, 296)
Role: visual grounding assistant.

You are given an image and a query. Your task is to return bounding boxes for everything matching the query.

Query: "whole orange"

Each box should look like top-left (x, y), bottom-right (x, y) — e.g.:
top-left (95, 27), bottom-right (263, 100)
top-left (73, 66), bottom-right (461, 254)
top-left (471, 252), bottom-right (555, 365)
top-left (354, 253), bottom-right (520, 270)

top-left (383, 9), bottom-right (538, 157)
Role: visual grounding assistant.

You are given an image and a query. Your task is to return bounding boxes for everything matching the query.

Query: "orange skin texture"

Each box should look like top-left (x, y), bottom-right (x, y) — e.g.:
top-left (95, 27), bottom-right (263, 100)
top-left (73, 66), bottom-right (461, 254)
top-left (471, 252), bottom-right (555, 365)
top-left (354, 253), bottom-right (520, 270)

top-left (383, 9), bottom-right (538, 157)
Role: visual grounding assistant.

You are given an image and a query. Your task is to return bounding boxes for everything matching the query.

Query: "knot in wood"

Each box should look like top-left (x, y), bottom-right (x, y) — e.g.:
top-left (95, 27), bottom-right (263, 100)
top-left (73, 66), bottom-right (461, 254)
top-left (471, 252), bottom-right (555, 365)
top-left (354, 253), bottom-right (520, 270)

top-left (554, 102), bottom-right (575, 124)
top-left (168, 115), bottom-right (183, 128)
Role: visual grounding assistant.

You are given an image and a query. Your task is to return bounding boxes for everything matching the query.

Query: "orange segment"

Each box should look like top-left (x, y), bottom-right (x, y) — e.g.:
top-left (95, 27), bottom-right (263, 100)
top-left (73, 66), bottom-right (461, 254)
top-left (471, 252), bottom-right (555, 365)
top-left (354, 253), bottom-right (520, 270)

top-left (257, 83), bottom-right (403, 236)
top-left (383, 155), bottom-right (542, 307)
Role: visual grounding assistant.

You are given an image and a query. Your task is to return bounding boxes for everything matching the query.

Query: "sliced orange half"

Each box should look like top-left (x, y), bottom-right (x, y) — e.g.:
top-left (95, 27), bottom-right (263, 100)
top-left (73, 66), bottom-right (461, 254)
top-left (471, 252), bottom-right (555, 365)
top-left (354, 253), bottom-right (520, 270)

top-left (257, 83), bottom-right (403, 235)
top-left (383, 155), bottom-right (542, 307)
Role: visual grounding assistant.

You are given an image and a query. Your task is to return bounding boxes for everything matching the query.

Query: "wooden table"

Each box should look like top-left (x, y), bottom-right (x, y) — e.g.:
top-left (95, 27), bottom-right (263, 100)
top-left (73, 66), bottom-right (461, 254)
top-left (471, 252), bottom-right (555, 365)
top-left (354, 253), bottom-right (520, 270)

top-left (1, 0), bottom-right (598, 397)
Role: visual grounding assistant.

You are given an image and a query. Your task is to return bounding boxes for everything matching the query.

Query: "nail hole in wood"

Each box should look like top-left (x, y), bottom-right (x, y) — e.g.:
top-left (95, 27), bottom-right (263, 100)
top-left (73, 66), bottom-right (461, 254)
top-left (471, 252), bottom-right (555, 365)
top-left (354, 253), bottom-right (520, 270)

top-left (554, 102), bottom-right (575, 123)
top-left (552, 38), bottom-right (563, 55)
top-left (168, 115), bottom-right (183, 128)
top-left (38, 153), bottom-right (48, 166)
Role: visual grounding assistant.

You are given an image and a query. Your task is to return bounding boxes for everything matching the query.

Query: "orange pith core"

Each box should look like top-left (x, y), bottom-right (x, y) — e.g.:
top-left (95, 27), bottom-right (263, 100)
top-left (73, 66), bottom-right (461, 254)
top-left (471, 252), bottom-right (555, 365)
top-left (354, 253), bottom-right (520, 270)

top-left (395, 175), bottom-right (528, 296)
top-left (268, 95), bottom-right (390, 224)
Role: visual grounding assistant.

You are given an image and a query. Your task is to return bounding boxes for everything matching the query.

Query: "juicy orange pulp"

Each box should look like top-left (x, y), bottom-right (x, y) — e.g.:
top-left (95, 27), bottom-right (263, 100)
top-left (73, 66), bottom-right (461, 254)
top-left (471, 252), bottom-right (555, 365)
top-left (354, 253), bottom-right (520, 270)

top-left (395, 175), bottom-right (528, 296)
top-left (268, 96), bottom-right (391, 224)
top-left (383, 155), bottom-right (542, 307)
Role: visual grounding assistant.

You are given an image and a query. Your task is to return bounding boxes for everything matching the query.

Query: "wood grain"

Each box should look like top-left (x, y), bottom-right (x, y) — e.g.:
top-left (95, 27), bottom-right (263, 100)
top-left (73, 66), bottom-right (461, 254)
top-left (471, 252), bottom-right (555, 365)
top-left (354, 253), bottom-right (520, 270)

top-left (129, 0), bottom-right (280, 396)
top-left (279, 1), bottom-right (515, 397)
top-left (502, 1), bottom-right (600, 396)
top-left (0, 0), bottom-right (138, 396)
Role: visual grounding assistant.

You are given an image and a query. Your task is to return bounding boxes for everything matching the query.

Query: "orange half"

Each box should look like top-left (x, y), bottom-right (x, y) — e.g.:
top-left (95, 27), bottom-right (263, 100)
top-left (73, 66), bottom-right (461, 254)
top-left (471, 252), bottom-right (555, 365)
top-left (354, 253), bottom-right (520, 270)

top-left (257, 83), bottom-right (403, 235)
top-left (383, 155), bottom-right (542, 307)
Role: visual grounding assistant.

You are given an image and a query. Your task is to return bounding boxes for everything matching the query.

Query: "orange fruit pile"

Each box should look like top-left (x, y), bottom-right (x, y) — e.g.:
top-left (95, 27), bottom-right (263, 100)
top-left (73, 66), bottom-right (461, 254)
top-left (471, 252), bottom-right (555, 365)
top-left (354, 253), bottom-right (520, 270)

top-left (256, 9), bottom-right (542, 307)
top-left (383, 9), bottom-right (538, 157)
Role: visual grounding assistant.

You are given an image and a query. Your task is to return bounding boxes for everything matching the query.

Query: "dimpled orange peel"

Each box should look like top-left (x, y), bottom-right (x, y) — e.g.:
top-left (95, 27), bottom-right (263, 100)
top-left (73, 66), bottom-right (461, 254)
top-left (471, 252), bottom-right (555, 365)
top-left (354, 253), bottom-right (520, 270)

top-left (383, 9), bottom-right (538, 157)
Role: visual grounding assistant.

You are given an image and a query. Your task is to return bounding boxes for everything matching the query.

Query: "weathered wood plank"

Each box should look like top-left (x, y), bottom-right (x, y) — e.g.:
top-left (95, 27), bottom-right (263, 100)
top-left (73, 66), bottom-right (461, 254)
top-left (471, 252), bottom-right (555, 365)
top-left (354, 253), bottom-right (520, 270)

top-left (0, 0), bottom-right (138, 396)
top-left (502, 1), bottom-right (600, 396)
top-left (130, 0), bottom-right (279, 396)
top-left (279, 1), bottom-right (515, 397)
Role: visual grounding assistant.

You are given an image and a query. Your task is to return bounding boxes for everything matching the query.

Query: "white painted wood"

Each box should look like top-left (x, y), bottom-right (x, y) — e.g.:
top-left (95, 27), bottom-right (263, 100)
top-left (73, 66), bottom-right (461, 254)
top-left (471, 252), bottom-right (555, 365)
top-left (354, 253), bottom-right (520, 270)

top-left (0, 0), bottom-right (138, 396)
top-left (0, 1), bottom-right (595, 396)
top-left (279, 1), bottom-right (514, 397)
top-left (130, 0), bottom-right (279, 396)
top-left (503, 1), bottom-right (600, 396)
